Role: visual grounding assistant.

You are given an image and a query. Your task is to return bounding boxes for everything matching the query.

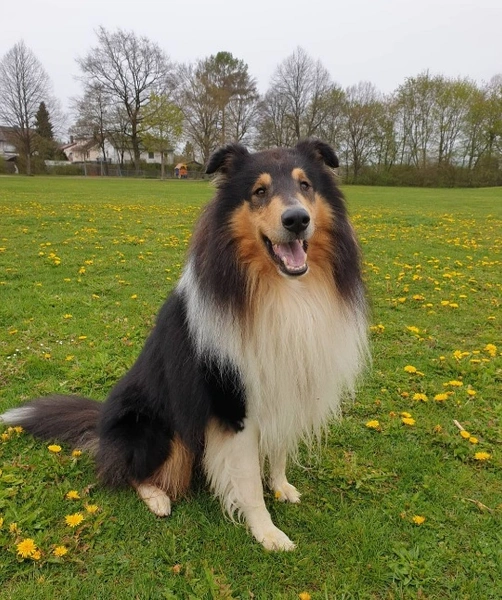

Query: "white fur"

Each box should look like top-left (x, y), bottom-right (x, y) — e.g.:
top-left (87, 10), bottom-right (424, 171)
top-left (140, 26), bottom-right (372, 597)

top-left (1, 406), bottom-right (36, 425)
top-left (136, 484), bottom-right (172, 517)
top-left (181, 259), bottom-right (368, 549)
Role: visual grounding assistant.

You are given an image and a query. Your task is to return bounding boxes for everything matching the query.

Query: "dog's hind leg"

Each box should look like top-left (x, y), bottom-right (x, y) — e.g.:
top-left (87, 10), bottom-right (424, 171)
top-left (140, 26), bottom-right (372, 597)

top-left (134, 436), bottom-right (194, 517)
top-left (268, 448), bottom-right (301, 504)
top-left (204, 418), bottom-right (296, 551)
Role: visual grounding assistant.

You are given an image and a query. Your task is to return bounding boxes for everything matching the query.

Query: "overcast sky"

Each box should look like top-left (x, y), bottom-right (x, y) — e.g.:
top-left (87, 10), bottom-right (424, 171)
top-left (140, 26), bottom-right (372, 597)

top-left (2, 0), bottom-right (501, 132)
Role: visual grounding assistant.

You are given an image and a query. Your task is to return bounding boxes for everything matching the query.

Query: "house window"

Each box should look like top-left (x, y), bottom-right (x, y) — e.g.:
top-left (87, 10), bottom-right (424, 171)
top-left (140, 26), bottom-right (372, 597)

top-left (148, 152), bottom-right (154, 159)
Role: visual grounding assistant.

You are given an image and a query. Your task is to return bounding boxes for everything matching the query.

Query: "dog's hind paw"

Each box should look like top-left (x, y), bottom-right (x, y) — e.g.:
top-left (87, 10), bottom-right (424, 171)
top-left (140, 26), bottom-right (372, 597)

top-left (136, 484), bottom-right (172, 517)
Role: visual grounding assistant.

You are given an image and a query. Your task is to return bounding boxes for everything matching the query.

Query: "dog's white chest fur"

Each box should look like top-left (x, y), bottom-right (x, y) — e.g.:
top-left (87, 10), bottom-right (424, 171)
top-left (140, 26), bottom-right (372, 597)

top-left (181, 262), bottom-right (367, 457)
top-left (240, 276), bottom-right (366, 456)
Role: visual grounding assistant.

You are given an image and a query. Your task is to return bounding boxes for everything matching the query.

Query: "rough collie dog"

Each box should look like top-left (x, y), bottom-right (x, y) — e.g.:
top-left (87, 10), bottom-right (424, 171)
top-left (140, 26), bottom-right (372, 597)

top-left (1, 139), bottom-right (367, 551)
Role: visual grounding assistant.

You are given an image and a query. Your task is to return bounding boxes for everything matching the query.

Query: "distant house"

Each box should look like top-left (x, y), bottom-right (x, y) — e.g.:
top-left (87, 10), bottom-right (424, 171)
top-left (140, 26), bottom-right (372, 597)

top-left (61, 136), bottom-right (174, 165)
top-left (0, 126), bottom-right (18, 162)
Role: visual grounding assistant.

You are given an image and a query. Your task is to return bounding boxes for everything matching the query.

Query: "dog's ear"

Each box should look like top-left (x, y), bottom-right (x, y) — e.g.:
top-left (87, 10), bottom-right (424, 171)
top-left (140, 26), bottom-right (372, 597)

top-left (295, 139), bottom-right (339, 169)
top-left (206, 143), bottom-right (250, 175)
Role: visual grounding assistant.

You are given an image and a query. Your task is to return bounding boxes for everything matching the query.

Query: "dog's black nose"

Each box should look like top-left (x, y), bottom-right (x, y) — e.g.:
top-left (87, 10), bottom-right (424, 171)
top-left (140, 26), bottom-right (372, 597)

top-left (281, 207), bottom-right (310, 234)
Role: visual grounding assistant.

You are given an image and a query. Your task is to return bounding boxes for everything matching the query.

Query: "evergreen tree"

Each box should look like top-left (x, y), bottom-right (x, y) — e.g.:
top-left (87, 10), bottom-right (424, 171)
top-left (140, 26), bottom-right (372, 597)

top-left (34, 101), bottom-right (54, 139)
top-left (34, 101), bottom-right (57, 160)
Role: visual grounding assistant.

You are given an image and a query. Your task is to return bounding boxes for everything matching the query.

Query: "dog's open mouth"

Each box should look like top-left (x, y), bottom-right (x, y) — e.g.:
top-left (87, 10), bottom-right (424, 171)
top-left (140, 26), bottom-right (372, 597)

top-left (263, 237), bottom-right (308, 276)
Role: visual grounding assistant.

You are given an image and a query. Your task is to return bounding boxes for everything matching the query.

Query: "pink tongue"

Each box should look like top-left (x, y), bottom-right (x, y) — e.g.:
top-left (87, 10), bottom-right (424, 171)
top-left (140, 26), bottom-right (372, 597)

top-left (273, 240), bottom-right (306, 269)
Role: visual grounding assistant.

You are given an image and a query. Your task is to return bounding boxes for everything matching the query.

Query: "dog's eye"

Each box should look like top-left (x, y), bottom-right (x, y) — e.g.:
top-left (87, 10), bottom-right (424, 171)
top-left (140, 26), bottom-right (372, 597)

top-left (254, 187), bottom-right (267, 197)
top-left (300, 181), bottom-right (311, 191)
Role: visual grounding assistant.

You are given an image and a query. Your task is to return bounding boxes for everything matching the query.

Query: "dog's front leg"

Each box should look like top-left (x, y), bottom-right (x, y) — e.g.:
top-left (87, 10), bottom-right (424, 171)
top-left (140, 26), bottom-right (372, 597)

top-left (204, 418), bottom-right (296, 551)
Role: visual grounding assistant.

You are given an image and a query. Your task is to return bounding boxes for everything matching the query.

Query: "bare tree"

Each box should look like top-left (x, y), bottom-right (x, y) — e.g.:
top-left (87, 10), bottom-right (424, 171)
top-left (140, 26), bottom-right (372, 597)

top-left (257, 48), bottom-right (335, 148)
top-left (255, 89), bottom-right (296, 149)
top-left (395, 71), bottom-right (438, 168)
top-left (71, 83), bottom-right (112, 174)
top-left (76, 27), bottom-right (174, 173)
top-left (177, 61), bottom-right (221, 164)
top-left (341, 82), bottom-right (381, 181)
top-left (0, 41), bottom-right (54, 174)
top-left (270, 47), bottom-right (333, 141)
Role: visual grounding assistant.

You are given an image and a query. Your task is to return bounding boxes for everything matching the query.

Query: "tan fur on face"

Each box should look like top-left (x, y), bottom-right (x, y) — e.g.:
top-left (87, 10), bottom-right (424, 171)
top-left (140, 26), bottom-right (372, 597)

top-left (306, 193), bottom-right (336, 279)
top-left (291, 168), bottom-right (312, 189)
top-left (252, 173), bottom-right (272, 195)
top-left (231, 202), bottom-right (277, 284)
top-left (144, 436), bottom-right (194, 500)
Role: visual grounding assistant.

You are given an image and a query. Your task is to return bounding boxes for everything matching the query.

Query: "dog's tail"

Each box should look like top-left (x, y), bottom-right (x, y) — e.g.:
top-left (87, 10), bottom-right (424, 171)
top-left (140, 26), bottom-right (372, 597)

top-left (1, 395), bottom-right (101, 453)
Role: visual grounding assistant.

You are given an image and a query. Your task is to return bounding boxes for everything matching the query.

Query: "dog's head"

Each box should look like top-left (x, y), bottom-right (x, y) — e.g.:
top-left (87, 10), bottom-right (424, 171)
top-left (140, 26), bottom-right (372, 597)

top-left (206, 139), bottom-right (341, 279)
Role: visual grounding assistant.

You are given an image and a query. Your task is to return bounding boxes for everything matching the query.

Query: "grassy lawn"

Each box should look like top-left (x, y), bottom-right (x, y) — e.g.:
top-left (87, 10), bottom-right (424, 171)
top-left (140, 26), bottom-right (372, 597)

top-left (0, 176), bottom-right (501, 599)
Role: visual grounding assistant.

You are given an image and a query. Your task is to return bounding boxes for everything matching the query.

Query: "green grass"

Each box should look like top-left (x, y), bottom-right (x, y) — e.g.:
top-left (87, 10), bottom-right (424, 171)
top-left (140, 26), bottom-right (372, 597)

top-left (0, 176), bottom-right (501, 599)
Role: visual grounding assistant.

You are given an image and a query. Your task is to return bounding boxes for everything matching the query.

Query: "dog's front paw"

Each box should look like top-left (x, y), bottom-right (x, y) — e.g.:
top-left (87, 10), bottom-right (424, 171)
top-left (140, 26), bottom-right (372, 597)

top-left (254, 525), bottom-right (296, 551)
top-left (273, 481), bottom-right (301, 504)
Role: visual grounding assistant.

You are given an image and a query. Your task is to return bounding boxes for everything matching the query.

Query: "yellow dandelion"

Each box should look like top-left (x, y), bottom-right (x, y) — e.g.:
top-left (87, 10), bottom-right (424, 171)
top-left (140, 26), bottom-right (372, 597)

top-left (65, 490), bottom-right (80, 500)
top-left (65, 513), bottom-right (84, 528)
top-left (407, 326), bottom-right (420, 334)
top-left (365, 420), bottom-right (381, 430)
top-left (401, 412), bottom-right (412, 418)
top-left (484, 344), bottom-right (497, 357)
top-left (63, 314), bottom-right (73, 319)
top-left (467, 389), bottom-right (477, 397)
top-left (474, 452), bottom-right (491, 461)
top-left (274, 491), bottom-right (282, 500)
top-left (434, 393), bottom-right (448, 402)
top-left (53, 545), bottom-right (68, 557)
top-left (9, 522), bottom-right (19, 533)
top-left (460, 431), bottom-right (470, 439)
top-left (404, 365), bottom-right (417, 374)
top-left (0, 517), bottom-right (3, 528)
top-left (469, 437), bottom-right (479, 444)
top-left (412, 393), bottom-right (428, 402)
top-left (402, 417), bottom-right (416, 426)
top-left (1, 432), bottom-right (11, 442)
top-left (85, 504), bottom-right (99, 514)
top-left (48, 444), bottom-right (62, 453)
top-left (72, 449), bottom-right (82, 457)
top-left (13, 426), bottom-right (23, 433)
top-left (299, 593), bottom-right (312, 600)
top-left (445, 380), bottom-right (463, 387)
top-left (412, 515), bottom-right (426, 525)
top-left (16, 538), bottom-right (37, 558)
top-left (31, 549), bottom-right (41, 561)
top-left (433, 424), bottom-right (443, 433)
